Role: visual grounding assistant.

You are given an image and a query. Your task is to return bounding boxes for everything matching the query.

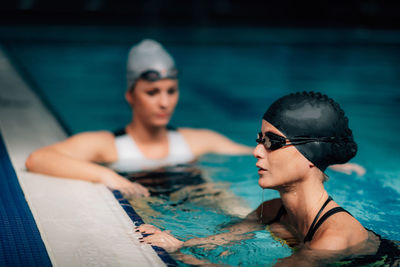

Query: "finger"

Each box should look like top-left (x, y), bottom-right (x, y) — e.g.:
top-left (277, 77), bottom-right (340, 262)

top-left (125, 187), bottom-right (136, 197)
top-left (136, 187), bottom-right (147, 197)
top-left (344, 169), bottom-right (352, 175)
top-left (356, 170), bottom-right (366, 176)
top-left (138, 224), bottom-right (153, 231)
top-left (141, 236), bottom-right (157, 244)
top-left (144, 240), bottom-right (162, 247)
top-left (128, 184), bottom-right (142, 198)
top-left (142, 233), bottom-right (161, 241)
top-left (139, 224), bottom-right (157, 229)
top-left (138, 224), bottom-right (160, 234)
top-left (142, 232), bottom-right (167, 243)
top-left (142, 188), bottom-right (150, 197)
top-left (120, 188), bottom-right (130, 196)
top-left (141, 239), bottom-right (155, 246)
top-left (355, 166), bottom-right (366, 176)
top-left (127, 183), bottom-right (143, 198)
top-left (122, 186), bottom-right (132, 197)
top-left (135, 183), bottom-right (150, 197)
top-left (137, 225), bottom-right (147, 232)
top-left (145, 227), bottom-right (161, 234)
top-left (130, 185), bottom-right (141, 197)
top-left (140, 184), bottom-right (150, 196)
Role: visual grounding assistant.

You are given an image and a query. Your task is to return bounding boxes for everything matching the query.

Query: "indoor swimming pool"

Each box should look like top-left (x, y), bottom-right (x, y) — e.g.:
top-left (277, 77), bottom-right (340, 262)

top-left (2, 26), bottom-right (399, 266)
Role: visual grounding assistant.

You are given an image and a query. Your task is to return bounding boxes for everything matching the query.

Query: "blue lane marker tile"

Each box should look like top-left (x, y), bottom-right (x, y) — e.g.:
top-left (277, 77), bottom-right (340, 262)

top-left (0, 133), bottom-right (52, 267)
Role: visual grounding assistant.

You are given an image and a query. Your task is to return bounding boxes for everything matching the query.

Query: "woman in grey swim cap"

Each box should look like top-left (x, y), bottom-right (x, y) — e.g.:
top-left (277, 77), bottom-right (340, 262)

top-left (138, 92), bottom-right (384, 265)
top-left (25, 39), bottom-right (252, 197)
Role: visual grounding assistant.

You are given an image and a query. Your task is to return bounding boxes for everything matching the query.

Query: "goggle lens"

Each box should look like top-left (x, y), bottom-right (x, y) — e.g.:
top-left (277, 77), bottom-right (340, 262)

top-left (256, 132), bottom-right (340, 151)
top-left (139, 68), bottom-right (178, 82)
top-left (256, 132), bottom-right (286, 151)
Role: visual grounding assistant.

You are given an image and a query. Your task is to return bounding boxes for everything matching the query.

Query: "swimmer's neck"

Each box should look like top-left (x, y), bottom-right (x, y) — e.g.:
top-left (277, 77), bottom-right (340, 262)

top-left (278, 174), bottom-right (329, 239)
top-left (126, 120), bottom-right (168, 143)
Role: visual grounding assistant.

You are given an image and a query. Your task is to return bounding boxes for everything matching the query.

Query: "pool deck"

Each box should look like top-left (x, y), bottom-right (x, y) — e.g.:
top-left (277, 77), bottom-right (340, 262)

top-left (0, 46), bottom-right (166, 267)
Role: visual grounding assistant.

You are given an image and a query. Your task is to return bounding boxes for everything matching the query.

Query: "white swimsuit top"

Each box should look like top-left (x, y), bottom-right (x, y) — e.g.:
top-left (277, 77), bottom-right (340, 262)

top-left (108, 130), bottom-right (195, 173)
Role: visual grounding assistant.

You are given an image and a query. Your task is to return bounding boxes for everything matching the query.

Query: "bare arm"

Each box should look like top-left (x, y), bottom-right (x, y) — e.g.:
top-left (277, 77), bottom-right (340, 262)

top-left (25, 131), bottom-right (149, 197)
top-left (179, 128), bottom-right (252, 156)
top-left (329, 163), bottom-right (366, 176)
top-left (140, 229), bottom-right (352, 266)
top-left (139, 199), bottom-right (282, 251)
top-left (139, 224), bottom-right (257, 252)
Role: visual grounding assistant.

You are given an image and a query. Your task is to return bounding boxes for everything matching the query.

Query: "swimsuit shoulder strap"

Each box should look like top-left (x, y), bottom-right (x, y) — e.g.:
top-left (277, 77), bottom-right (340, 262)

top-left (113, 128), bottom-right (126, 137)
top-left (267, 205), bottom-right (286, 224)
top-left (303, 196), bottom-right (332, 243)
top-left (305, 196), bottom-right (333, 239)
top-left (166, 130), bottom-right (194, 159)
top-left (304, 205), bottom-right (352, 243)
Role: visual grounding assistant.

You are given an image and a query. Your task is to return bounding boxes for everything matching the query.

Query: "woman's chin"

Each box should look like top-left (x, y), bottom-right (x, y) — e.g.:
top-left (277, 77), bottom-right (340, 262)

top-left (258, 173), bottom-right (279, 189)
top-left (258, 178), bottom-right (271, 189)
top-left (151, 118), bottom-right (171, 127)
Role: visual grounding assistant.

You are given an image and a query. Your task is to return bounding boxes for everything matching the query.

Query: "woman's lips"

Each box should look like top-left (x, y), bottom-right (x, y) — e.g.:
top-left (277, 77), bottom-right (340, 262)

top-left (156, 113), bottom-right (170, 118)
top-left (256, 165), bottom-right (268, 174)
top-left (258, 169), bottom-right (267, 174)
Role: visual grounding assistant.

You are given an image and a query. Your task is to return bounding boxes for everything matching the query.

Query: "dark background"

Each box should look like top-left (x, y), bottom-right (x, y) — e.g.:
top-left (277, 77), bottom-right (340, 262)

top-left (1, 0), bottom-right (400, 29)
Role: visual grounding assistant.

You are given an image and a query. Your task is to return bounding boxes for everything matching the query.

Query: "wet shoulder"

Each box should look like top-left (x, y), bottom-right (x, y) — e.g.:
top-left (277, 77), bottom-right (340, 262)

top-left (178, 128), bottom-right (215, 156)
top-left (64, 130), bottom-right (118, 163)
top-left (69, 130), bottom-right (116, 145)
top-left (257, 198), bottom-right (283, 224)
top-left (324, 231), bottom-right (398, 266)
top-left (309, 206), bottom-right (369, 250)
top-left (178, 127), bottom-right (215, 138)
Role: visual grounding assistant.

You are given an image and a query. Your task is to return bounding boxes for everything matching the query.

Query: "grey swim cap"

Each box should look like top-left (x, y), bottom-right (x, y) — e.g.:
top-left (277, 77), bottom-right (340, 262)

top-left (126, 39), bottom-right (177, 90)
top-left (263, 92), bottom-right (357, 172)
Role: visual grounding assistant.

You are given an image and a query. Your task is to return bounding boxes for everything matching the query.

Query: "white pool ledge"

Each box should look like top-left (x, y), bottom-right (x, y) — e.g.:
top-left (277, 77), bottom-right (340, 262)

top-left (0, 46), bottom-right (166, 267)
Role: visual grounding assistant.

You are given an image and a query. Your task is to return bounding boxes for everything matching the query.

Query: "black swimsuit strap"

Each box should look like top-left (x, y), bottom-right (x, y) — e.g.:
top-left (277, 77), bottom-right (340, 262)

top-left (303, 196), bottom-right (332, 242)
top-left (267, 196), bottom-right (332, 226)
top-left (304, 206), bottom-right (352, 243)
top-left (113, 128), bottom-right (126, 137)
top-left (113, 126), bottom-right (177, 137)
top-left (306, 196), bottom-right (332, 237)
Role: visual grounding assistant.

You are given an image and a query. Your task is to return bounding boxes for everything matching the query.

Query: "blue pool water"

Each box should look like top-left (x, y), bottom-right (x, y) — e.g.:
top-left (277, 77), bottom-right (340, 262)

top-left (2, 26), bottom-right (400, 265)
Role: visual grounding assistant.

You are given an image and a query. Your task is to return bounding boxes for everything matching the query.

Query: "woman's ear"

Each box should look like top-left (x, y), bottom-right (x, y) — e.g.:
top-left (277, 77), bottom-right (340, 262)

top-left (125, 90), bottom-right (133, 106)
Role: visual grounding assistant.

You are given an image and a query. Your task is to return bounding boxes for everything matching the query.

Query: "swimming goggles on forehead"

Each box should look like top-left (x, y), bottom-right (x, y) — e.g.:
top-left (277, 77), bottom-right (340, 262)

top-left (139, 68), bottom-right (178, 82)
top-left (256, 132), bottom-right (337, 151)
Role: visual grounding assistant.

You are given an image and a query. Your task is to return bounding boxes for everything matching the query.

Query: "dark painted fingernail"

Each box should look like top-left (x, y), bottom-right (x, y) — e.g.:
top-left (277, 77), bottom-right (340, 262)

top-left (139, 241), bottom-right (144, 243)
top-left (135, 230), bottom-right (140, 232)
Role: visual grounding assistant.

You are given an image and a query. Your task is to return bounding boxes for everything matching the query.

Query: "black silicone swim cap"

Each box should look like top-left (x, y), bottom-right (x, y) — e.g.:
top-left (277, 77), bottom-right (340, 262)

top-left (263, 91), bottom-right (357, 171)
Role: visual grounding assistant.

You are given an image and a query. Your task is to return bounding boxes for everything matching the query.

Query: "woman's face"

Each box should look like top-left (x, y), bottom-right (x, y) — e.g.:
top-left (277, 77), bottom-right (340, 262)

top-left (126, 78), bottom-right (179, 127)
top-left (253, 120), bottom-right (312, 189)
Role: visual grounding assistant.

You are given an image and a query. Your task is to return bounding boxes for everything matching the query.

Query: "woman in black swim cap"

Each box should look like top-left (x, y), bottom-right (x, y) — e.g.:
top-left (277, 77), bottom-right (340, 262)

top-left (139, 92), bottom-right (393, 265)
top-left (253, 92), bottom-right (367, 249)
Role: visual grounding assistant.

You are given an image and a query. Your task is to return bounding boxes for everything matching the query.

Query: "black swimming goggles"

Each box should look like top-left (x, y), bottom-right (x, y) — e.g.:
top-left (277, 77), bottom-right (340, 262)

top-left (139, 68), bottom-right (178, 82)
top-left (256, 132), bottom-right (337, 151)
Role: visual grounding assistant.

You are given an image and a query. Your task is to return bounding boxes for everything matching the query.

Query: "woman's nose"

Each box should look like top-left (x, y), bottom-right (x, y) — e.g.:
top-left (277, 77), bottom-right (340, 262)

top-left (159, 92), bottom-right (169, 108)
top-left (253, 144), bottom-right (265, 159)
